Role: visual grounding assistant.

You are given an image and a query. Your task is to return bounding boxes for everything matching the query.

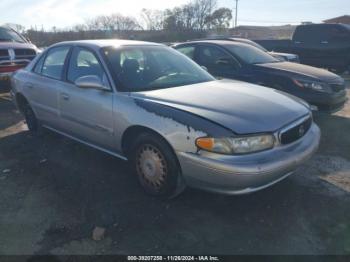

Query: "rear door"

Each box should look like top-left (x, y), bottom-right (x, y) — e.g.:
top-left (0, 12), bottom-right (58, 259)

top-left (58, 46), bottom-right (115, 151)
top-left (24, 46), bottom-right (71, 129)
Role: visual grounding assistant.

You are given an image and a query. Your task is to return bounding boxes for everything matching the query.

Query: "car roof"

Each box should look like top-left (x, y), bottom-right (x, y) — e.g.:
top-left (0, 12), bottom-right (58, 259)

top-left (175, 39), bottom-right (253, 48)
top-left (51, 39), bottom-right (163, 50)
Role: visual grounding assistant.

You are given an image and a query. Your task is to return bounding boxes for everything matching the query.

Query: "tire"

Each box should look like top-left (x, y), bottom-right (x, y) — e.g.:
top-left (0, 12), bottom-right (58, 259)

top-left (22, 103), bottom-right (41, 135)
top-left (130, 132), bottom-right (185, 197)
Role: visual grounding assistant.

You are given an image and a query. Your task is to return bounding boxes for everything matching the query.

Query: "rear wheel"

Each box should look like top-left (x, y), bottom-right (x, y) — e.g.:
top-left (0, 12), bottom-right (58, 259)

top-left (22, 103), bottom-right (41, 134)
top-left (130, 132), bottom-right (185, 197)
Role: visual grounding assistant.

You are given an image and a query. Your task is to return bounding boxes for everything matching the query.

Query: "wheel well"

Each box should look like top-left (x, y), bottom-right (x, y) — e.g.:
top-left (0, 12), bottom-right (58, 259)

top-left (121, 126), bottom-right (163, 155)
top-left (15, 93), bottom-right (29, 113)
top-left (122, 125), bottom-right (182, 157)
top-left (121, 125), bottom-right (182, 175)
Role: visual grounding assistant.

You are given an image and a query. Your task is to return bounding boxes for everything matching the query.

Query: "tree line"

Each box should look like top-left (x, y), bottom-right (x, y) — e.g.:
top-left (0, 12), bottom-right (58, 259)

top-left (7, 0), bottom-right (234, 46)
top-left (70, 0), bottom-right (232, 32)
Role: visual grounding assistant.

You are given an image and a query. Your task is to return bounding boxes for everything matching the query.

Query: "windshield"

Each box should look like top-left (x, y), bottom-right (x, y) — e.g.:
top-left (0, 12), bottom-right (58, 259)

top-left (0, 27), bottom-right (25, 43)
top-left (102, 45), bottom-right (215, 92)
top-left (225, 43), bottom-right (279, 64)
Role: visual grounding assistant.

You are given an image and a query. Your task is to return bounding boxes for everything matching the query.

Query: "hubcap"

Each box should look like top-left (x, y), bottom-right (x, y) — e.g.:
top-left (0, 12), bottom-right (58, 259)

top-left (136, 144), bottom-right (167, 190)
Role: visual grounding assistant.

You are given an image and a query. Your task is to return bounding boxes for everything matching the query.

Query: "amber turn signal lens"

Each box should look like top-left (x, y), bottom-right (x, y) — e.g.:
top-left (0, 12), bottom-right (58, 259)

top-left (196, 137), bottom-right (214, 151)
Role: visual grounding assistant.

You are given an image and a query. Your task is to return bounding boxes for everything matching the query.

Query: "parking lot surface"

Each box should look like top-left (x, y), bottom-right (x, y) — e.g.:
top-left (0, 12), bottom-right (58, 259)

top-left (0, 80), bottom-right (350, 255)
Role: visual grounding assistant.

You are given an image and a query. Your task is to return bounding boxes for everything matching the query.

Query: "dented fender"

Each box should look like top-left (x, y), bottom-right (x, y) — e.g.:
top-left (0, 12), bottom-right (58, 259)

top-left (113, 94), bottom-right (234, 155)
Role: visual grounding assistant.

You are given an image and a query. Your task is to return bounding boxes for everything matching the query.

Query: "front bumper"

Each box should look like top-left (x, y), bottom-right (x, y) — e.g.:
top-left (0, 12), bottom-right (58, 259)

top-left (301, 90), bottom-right (347, 113)
top-left (177, 123), bottom-right (320, 195)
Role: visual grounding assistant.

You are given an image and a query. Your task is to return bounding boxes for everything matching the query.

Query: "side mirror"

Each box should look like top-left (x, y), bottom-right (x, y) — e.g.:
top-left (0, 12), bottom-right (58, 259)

top-left (75, 75), bottom-right (109, 91)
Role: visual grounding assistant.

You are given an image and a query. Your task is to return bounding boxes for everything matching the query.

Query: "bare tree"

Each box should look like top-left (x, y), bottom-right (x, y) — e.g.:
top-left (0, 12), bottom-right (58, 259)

top-left (141, 9), bottom-right (164, 30)
top-left (84, 14), bottom-right (141, 31)
top-left (206, 8), bottom-right (232, 30)
top-left (193, 0), bottom-right (217, 30)
top-left (182, 4), bottom-right (197, 29)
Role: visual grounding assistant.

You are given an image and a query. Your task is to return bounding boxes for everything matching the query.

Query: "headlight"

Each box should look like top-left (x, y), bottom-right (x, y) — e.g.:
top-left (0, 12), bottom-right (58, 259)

top-left (196, 134), bottom-right (275, 155)
top-left (293, 79), bottom-right (331, 93)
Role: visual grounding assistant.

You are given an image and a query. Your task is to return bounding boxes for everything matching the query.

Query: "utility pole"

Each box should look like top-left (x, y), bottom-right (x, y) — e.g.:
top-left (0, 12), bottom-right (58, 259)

top-left (234, 0), bottom-right (238, 27)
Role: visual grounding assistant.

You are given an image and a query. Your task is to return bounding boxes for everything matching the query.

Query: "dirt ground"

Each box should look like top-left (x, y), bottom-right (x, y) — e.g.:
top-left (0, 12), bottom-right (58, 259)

top-left (0, 80), bottom-right (350, 255)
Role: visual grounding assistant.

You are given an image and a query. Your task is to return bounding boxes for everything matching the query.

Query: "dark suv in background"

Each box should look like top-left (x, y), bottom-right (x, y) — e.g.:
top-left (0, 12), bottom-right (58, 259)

top-left (173, 40), bottom-right (347, 113)
top-left (0, 26), bottom-right (40, 91)
top-left (255, 23), bottom-right (350, 73)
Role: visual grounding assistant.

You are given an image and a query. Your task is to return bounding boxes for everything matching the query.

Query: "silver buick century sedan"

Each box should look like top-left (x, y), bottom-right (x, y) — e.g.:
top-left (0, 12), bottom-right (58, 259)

top-left (11, 40), bottom-right (321, 197)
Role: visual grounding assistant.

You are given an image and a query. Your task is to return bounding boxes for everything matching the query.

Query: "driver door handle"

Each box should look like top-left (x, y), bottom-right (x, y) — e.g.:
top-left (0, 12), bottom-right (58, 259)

top-left (61, 93), bottom-right (70, 101)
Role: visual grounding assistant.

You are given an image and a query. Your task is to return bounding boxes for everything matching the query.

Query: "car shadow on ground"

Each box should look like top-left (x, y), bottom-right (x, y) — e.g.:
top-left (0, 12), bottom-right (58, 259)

top-left (1, 125), bottom-right (350, 254)
top-left (313, 111), bottom-right (350, 160)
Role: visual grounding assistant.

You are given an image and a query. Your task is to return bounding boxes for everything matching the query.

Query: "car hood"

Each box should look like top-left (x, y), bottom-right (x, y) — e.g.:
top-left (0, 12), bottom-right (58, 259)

top-left (0, 42), bottom-right (37, 50)
top-left (130, 79), bottom-right (310, 134)
top-left (254, 61), bottom-right (340, 82)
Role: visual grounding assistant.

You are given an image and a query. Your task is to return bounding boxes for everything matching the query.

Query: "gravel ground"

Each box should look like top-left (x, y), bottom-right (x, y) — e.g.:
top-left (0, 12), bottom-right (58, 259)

top-left (0, 80), bottom-right (349, 255)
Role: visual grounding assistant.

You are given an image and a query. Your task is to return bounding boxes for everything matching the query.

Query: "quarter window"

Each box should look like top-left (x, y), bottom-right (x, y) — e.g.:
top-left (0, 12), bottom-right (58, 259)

top-left (42, 46), bottom-right (70, 80)
top-left (33, 54), bottom-right (45, 74)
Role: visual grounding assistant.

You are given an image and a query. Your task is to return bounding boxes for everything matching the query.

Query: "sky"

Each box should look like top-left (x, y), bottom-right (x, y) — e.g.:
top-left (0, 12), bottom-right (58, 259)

top-left (0, 0), bottom-right (349, 30)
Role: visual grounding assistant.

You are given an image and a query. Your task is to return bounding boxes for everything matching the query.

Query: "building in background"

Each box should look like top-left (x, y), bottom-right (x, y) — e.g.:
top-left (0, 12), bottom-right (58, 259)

top-left (323, 15), bottom-right (350, 24)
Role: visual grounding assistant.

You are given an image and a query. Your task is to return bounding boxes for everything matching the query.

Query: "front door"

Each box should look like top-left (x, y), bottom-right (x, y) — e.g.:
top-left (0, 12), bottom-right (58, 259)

top-left (196, 44), bottom-right (240, 79)
top-left (59, 47), bottom-right (115, 151)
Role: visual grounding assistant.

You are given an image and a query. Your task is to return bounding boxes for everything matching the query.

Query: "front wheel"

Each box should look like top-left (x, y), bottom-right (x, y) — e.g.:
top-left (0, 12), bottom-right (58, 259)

top-left (130, 133), bottom-right (185, 197)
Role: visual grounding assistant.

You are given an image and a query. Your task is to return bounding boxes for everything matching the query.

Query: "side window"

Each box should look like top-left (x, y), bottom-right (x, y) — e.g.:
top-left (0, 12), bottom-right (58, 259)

top-left (198, 45), bottom-right (238, 70)
top-left (176, 46), bottom-right (196, 59)
top-left (33, 54), bottom-right (45, 74)
top-left (294, 26), bottom-right (323, 42)
top-left (42, 46), bottom-right (70, 80)
top-left (326, 25), bottom-right (350, 41)
top-left (67, 47), bottom-right (108, 86)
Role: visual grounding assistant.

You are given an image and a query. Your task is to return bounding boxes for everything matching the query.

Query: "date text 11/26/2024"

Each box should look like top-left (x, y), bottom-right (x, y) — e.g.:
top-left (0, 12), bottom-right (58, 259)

top-left (127, 256), bottom-right (220, 261)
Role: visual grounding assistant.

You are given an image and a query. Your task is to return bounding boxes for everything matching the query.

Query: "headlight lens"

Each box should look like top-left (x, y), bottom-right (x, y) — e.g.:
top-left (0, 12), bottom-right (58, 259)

top-left (196, 135), bottom-right (275, 155)
top-left (293, 79), bottom-right (331, 93)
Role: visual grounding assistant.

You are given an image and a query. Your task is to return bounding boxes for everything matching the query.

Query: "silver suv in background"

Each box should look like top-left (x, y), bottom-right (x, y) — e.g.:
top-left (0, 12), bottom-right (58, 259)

top-left (0, 26), bottom-right (40, 90)
top-left (11, 40), bottom-right (320, 197)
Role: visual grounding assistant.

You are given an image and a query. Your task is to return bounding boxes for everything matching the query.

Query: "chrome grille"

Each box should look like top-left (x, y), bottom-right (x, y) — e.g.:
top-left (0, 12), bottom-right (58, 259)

top-left (280, 116), bottom-right (312, 145)
top-left (329, 83), bottom-right (345, 93)
top-left (0, 49), bottom-right (9, 62)
top-left (14, 48), bottom-right (36, 59)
